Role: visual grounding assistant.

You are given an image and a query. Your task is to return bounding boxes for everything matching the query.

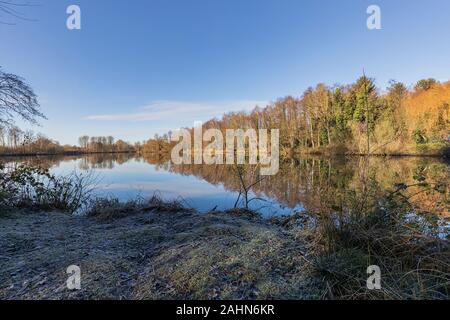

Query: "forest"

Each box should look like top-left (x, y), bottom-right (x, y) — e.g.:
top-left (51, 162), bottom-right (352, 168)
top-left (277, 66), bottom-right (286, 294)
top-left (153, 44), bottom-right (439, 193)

top-left (142, 77), bottom-right (449, 158)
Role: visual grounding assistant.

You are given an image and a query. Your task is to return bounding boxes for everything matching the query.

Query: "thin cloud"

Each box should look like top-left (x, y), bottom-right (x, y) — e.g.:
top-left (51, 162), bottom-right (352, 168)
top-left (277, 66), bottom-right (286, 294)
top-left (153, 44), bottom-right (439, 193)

top-left (84, 100), bottom-right (268, 122)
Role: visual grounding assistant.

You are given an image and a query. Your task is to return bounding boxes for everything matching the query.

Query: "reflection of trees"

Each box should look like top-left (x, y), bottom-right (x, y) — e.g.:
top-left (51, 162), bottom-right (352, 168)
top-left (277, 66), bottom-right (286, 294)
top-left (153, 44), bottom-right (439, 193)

top-left (77, 153), bottom-right (135, 170)
top-left (163, 157), bottom-right (449, 216)
top-left (0, 153), bottom-right (136, 171)
top-left (0, 155), bottom-right (67, 170)
top-left (141, 153), bottom-right (171, 171)
top-left (165, 157), bottom-right (353, 211)
top-left (3, 154), bottom-right (448, 217)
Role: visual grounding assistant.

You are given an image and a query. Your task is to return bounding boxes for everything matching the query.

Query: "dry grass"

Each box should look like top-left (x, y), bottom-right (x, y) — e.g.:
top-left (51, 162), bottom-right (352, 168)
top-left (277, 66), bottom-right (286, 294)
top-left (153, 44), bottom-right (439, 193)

top-left (86, 194), bottom-right (191, 221)
top-left (279, 197), bottom-right (450, 299)
top-left (0, 208), bottom-right (320, 300)
top-left (0, 194), bottom-right (448, 300)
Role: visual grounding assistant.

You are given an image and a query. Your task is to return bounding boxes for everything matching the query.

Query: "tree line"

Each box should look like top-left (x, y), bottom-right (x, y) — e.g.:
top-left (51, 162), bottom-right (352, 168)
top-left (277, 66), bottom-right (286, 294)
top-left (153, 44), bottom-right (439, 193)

top-left (140, 133), bottom-right (172, 155)
top-left (0, 126), bottom-right (69, 155)
top-left (0, 128), bottom-right (136, 156)
top-left (77, 135), bottom-right (135, 153)
top-left (147, 76), bottom-right (448, 157)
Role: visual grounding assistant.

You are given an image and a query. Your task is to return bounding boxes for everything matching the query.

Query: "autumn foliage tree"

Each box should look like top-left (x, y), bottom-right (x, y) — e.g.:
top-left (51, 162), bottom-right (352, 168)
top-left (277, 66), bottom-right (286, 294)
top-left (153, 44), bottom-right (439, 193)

top-left (154, 76), bottom-right (449, 157)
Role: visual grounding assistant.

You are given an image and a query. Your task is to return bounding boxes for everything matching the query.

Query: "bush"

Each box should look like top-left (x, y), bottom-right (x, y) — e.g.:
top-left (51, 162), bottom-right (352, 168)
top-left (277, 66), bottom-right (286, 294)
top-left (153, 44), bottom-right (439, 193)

top-left (0, 164), bottom-right (94, 213)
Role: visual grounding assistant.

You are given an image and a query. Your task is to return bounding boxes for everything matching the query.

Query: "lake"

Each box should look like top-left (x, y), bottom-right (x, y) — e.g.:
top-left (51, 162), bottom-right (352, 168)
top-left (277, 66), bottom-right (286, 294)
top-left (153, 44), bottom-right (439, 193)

top-left (2, 153), bottom-right (449, 217)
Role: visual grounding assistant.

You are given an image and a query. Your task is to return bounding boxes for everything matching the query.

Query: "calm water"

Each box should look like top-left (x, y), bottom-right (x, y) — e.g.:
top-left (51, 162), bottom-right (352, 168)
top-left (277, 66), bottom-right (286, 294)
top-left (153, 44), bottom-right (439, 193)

top-left (3, 153), bottom-right (449, 217)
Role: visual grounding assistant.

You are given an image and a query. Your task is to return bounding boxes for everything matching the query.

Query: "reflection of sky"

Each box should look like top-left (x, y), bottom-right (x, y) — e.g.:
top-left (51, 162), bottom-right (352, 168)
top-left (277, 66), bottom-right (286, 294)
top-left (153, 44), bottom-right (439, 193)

top-left (49, 158), bottom-right (301, 217)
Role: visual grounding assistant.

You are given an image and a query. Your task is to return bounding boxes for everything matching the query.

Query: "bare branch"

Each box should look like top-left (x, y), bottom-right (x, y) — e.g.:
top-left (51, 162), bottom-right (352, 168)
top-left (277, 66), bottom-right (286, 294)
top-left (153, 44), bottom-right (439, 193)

top-left (0, 0), bottom-right (39, 24)
top-left (0, 67), bottom-right (46, 128)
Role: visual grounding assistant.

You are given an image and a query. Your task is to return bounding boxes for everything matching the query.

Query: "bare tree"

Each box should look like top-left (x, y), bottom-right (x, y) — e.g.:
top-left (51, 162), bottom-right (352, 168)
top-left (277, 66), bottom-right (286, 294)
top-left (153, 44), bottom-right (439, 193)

top-left (233, 165), bottom-right (266, 210)
top-left (78, 135), bottom-right (90, 150)
top-left (0, 67), bottom-right (45, 127)
top-left (107, 136), bottom-right (114, 146)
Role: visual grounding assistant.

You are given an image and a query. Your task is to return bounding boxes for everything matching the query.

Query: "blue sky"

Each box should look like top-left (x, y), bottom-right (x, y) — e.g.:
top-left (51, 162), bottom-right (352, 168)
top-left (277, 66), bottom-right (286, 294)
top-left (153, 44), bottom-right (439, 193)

top-left (1, 0), bottom-right (449, 145)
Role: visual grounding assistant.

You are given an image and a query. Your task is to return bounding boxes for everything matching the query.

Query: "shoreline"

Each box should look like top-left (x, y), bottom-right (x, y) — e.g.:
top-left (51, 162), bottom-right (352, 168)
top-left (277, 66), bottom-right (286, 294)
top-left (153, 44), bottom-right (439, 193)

top-left (0, 150), bottom-right (448, 159)
top-left (0, 151), bottom-right (137, 158)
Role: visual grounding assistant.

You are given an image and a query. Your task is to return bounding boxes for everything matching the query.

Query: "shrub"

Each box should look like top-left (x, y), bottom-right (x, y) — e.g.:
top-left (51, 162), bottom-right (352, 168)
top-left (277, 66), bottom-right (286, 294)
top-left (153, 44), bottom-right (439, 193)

top-left (0, 164), bottom-right (94, 213)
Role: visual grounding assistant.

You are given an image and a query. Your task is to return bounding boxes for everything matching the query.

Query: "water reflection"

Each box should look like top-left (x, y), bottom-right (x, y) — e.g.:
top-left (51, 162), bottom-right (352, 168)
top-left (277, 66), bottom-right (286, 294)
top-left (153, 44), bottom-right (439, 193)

top-left (1, 153), bottom-right (135, 170)
top-left (168, 157), bottom-right (449, 217)
top-left (1, 153), bottom-right (448, 217)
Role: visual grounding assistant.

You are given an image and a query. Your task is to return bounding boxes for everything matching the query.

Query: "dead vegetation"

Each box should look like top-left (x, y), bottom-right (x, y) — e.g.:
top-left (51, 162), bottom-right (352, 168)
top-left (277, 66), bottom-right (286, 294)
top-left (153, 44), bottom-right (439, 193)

top-left (0, 192), bottom-right (448, 300)
top-left (0, 164), bottom-right (96, 214)
top-left (276, 189), bottom-right (450, 299)
top-left (0, 208), bottom-right (319, 300)
top-left (86, 194), bottom-right (190, 221)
